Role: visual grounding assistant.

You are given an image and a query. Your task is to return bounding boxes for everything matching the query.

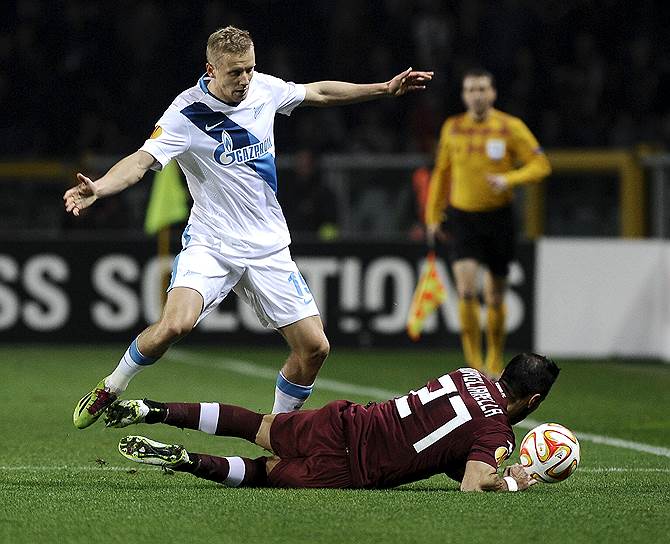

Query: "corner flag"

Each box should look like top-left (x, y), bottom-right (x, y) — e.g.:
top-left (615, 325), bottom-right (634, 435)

top-left (406, 251), bottom-right (447, 341)
top-left (144, 161), bottom-right (189, 235)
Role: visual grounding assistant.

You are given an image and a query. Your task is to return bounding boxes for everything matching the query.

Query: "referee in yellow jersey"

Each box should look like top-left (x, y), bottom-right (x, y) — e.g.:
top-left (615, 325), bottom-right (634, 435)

top-left (425, 68), bottom-right (551, 376)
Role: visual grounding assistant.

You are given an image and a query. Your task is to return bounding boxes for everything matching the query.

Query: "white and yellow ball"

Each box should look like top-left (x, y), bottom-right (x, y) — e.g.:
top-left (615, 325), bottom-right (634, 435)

top-left (519, 423), bottom-right (580, 483)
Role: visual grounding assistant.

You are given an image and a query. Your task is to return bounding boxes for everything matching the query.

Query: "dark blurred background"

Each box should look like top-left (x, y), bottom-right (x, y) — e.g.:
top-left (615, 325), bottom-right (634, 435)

top-left (2, 0), bottom-right (670, 238)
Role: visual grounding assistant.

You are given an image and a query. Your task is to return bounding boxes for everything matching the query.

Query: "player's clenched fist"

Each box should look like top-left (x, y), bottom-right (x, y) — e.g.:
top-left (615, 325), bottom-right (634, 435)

top-left (64, 173), bottom-right (98, 216)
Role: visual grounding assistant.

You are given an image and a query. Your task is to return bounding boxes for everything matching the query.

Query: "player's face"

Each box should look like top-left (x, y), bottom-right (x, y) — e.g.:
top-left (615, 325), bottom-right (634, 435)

top-left (462, 76), bottom-right (496, 120)
top-left (206, 47), bottom-right (256, 104)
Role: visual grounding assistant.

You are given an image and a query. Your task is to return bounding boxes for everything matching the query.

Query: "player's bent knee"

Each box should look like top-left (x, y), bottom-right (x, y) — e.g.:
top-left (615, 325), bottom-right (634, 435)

top-left (159, 317), bottom-right (196, 341)
top-left (310, 336), bottom-right (330, 364)
top-left (296, 337), bottom-right (329, 369)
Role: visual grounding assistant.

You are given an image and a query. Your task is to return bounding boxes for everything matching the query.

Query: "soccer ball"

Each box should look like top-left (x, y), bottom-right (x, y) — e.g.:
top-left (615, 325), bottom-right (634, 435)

top-left (519, 423), bottom-right (580, 483)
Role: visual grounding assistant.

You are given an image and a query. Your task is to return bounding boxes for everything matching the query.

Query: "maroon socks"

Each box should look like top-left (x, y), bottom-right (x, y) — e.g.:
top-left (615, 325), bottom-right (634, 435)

top-left (163, 402), bottom-right (263, 442)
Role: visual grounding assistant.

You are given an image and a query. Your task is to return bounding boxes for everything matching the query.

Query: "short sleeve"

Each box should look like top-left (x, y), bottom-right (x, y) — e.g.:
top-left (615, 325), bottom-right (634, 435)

top-left (262, 73), bottom-right (306, 116)
top-left (139, 105), bottom-right (191, 171)
top-left (467, 425), bottom-right (515, 469)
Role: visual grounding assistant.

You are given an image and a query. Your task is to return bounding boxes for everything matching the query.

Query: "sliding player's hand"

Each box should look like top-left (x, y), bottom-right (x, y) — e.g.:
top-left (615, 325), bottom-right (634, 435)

top-left (64, 173), bottom-right (99, 216)
top-left (504, 463), bottom-right (537, 490)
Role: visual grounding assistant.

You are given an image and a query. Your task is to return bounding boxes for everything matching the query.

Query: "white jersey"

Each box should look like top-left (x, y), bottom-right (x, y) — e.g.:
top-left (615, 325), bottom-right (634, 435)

top-left (140, 72), bottom-right (306, 257)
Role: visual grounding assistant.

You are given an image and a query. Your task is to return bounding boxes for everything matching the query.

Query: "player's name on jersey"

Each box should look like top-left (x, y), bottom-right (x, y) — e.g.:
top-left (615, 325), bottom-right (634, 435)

top-left (459, 368), bottom-right (504, 417)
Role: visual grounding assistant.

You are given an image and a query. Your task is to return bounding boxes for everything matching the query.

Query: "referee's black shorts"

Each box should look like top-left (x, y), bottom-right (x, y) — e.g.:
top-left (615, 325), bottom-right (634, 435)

top-left (441, 205), bottom-right (516, 277)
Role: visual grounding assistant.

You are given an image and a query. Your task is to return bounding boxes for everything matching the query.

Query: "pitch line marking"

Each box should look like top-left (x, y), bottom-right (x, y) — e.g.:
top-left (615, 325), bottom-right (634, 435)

top-left (165, 349), bottom-right (670, 460)
top-left (578, 468), bottom-right (670, 473)
top-left (166, 349), bottom-right (396, 400)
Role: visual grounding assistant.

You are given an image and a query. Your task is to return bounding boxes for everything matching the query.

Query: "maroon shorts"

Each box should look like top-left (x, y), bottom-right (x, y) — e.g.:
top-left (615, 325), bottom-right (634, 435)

top-left (268, 400), bottom-right (354, 488)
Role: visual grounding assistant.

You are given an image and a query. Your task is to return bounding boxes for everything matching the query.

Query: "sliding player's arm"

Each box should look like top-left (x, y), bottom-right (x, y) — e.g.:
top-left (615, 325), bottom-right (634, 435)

top-left (302, 68), bottom-right (433, 107)
top-left (64, 150), bottom-right (156, 216)
top-left (460, 460), bottom-right (534, 492)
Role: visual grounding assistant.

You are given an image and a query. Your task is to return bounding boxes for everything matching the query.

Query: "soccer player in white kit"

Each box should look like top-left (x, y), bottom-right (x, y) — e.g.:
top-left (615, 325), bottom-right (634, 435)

top-left (64, 26), bottom-right (433, 429)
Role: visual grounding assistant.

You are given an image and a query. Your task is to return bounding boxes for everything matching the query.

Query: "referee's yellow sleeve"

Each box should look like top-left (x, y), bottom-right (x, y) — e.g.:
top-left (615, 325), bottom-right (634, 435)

top-left (426, 121), bottom-right (452, 226)
top-left (504, 119), bottom-right (552, 186)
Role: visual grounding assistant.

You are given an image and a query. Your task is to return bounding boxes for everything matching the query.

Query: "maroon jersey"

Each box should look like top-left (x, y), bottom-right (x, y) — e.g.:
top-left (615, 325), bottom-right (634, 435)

top-left (343, 368), bottom-right (515, 488)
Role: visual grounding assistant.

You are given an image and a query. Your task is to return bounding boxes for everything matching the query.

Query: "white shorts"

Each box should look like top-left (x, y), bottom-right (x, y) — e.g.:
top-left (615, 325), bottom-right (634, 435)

top-left (168, 224), bottom-right (320, 329)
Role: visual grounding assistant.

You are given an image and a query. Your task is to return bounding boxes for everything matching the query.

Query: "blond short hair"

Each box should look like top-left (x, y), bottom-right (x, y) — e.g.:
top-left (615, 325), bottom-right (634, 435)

top-left (206, 26), bottom-right (254, 64)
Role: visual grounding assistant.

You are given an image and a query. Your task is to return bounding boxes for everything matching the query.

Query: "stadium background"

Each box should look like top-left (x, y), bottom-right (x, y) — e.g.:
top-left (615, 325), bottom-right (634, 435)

top-left (3, 0), bottom-right (670, 356)
top-left (2, 2), bottom-right (670, 543)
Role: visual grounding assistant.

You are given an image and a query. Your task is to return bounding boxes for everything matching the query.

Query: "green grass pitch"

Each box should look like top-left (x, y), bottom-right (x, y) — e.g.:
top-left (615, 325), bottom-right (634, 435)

top-left (1, 345), bottom-right (669, 543)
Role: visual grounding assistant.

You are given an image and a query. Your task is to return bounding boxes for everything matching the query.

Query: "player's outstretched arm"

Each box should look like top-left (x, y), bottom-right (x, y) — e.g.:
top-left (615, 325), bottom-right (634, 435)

top-left (302, 67), bottom-right (433, 107)
top-left (460, 460), bottom-right (535, 492)
top-left (63, 150), bottom-right (156, 216)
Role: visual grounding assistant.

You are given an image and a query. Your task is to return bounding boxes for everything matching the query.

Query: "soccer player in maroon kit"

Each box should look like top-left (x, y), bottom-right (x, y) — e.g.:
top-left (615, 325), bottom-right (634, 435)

top-left (108, 353), bottom-right (558, 492)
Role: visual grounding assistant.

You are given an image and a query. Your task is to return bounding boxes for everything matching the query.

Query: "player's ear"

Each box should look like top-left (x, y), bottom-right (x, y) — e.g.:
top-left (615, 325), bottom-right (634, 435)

top-left (527, 393), bottom-right (542, 411)
top-left (206, 62), bottom-right (215, 78)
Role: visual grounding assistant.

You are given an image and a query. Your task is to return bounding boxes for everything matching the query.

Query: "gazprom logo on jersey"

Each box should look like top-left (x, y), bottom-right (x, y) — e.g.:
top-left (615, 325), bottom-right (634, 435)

top-left (214, 131), bottom-right (273, 167)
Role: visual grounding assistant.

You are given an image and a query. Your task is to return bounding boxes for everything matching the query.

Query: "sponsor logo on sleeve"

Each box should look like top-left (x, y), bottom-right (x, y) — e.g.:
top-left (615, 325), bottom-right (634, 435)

top-left (495, 445), bottom-right (510, 467)
top-left (150, 126), bottom-right (163, 139)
